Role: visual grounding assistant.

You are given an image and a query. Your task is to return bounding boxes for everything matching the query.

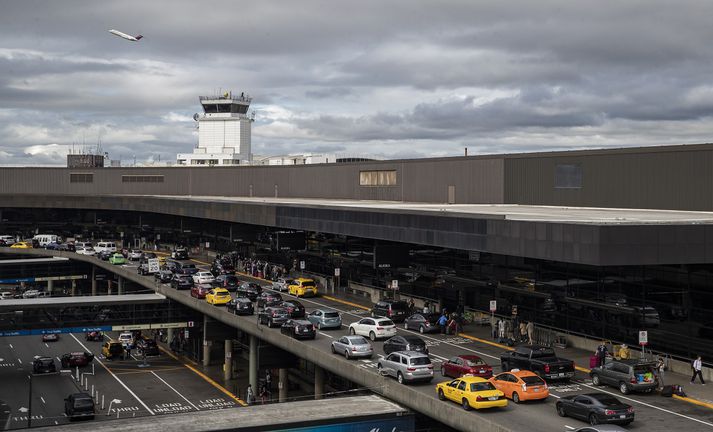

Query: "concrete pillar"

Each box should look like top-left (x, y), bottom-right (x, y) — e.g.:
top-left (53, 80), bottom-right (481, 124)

top-left (278, 368), bottom-right (288, 402)
top-left (314, 365), bottom-right (325, 400)
top-left (47, 279), bottom-right (53, 294)
top-left (203, 315), bottom-right (211, 367)
top-left (91, 267), bottom-right (97, 296)
top-left (107, 280), bottom-right (112, 295)
top-left (71, 280), bottom-right (76, 296)
top-left (224, 339), bottom-right (233, 381)
top-left (118, 277), bottom-right (124, 295)
top-left (167, 328), bottom-right (174, 345)
top-left (249, 335), bottom-right (258, 391)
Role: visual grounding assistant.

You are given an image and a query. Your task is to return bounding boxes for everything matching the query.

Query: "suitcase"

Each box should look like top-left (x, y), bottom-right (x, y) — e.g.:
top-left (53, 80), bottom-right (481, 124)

top-left (661, 385), bottom-right (674, 397)
top-left (589, 355), bottom-right (599, 369)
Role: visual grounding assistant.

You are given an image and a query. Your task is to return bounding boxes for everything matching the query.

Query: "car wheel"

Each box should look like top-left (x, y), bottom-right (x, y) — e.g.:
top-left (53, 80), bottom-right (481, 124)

top-left (462, 398), bottom-right (471, 411)
top-left (404, 322), bottom-right (409, 330)
top-left (331, 346), bottom-right (336, 355)
top-left (371, 311), bottom-right (375, 317)
top-left (512, 392), bottom-right (520, 404)
top-left (345, 350), bottom-right (351, 360)
top-left (419, 325), bottom-right (425, 334)
top-left (619, 382), bottom-right (630, 394)
top-left (435, 389), bottom-right (445, 401)
top-left (369, 331), bottom-right (376, 341)
top-left (556, 404), bottom-right (566, 417)
top-left (377, 363), bottom-right (383, 374)
top-left (592, 374), bottom-right (601, 386)
top-left (397, 372), bottom-right (404, 384)
top-left (441, 366), bottom-right (447, 376)
top-left (317, 322), bottom-right (322, 330)
top-left (501, 362), bottom-right (509, 372)
top-left (589, 413), bottom-right (599, 425)
top-left (349, 327), bottom-right (356, 335)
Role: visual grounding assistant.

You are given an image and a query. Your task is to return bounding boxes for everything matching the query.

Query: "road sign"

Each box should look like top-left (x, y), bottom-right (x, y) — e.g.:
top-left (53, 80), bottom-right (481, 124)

top-left (147, 258), bottom-right (159, 274)
top-left (300, 260), bottom-right (305, 270)
top-left (639, 330), bottom-right (648, 346)
top-left (187, 321), bottom-right (195, 328)
top-left (184, 329), bottom-right (189, 339)
top-left (205, 241), bottom-right (210, 248)
top-left (489, 300), bottom-right (497, 312)
top-left (334, 268), bottom-right (340, 277)
top-left (391, 280), bottom-right (399, 290)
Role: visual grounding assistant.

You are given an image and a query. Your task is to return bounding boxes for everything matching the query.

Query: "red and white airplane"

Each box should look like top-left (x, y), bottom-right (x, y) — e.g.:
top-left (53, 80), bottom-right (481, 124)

top-left (108, 29), bottom-right (143, 42)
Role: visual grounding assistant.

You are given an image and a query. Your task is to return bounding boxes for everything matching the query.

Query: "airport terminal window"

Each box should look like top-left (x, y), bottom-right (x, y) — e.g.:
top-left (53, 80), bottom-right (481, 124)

top-left (359, 170), bottom-right (397, 186)
top-left (555, 164), bottom-right (582, 189)
top-left (121, 175), bottom-right (164, 183)
top-left (69, 173), bottom-right (93, 183)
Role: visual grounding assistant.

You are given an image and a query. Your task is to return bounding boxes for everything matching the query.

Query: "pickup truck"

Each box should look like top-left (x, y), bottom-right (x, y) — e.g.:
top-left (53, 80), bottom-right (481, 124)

top-left (500, 345), bottom-right (575, 381)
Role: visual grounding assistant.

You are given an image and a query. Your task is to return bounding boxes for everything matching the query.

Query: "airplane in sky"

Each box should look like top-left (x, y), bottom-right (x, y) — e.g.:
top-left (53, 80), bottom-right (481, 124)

top-left (108, 29), bottom-right (143, 42)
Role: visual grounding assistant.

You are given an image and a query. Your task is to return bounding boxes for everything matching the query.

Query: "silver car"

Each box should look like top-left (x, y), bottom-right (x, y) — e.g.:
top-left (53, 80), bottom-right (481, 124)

top-left (377, 351), bottom-right (434, 384)
top-left (307, 309), bottom-right (342, 330)
top-left (272, 278), bottom-right (293, 292)
top-left (331, 335), bottom-right (373, 359)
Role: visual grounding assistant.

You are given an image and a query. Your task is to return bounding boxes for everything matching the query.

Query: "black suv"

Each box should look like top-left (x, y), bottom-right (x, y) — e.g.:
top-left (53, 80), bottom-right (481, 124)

top-left (214, 274), bottom-right (240, 291)
top-left (383, 335), bottom-right (429, 355)
top-left (33, 356), bottom-right (57, 374)
top-left (136, 338), bottom-right (160, 356)
top-left (237, 282), bottom-right (262, 301)
top-left (171, 274), bottom-right (193, 290)
top-left (154, 269), bottom-right (174, 283)
top-left (371, 300), bottom-right (410, 323)
top-left (171, 246), bottom-right (189, 260)
top-left (258, 306), bottom-right (289, 327)
top-left (65, 393), bottom-right (95, 420)
top-left (256, 291), bottom-right (283, 309)
top-left (227, 297), bottom-right (254, 315)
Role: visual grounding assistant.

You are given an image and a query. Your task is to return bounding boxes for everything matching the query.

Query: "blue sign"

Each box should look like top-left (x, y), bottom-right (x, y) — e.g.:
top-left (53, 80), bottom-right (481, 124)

top-left (0, 330), bottom-right (30, 337)
top-left (0, 277), bottom-right (34, 284)
top-left (0, 326), bottom-right (113, 337)
top-left (278, 416), bottom-right (414, 432)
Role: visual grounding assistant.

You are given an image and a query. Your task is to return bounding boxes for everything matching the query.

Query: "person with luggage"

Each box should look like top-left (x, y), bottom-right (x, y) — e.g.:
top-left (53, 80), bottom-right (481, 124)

top-left (497, 319), bottom-right (505, 343)
top-left (438, 312), bottom-right (448, 334)
top-left (595, 341), bottom-right (608, 367)
top-left (618, 344), bottom-right (631, 360)
top-left (691, 355), bottom-right (705, 385)
top-left (655, 357), bottom-right (666, 390)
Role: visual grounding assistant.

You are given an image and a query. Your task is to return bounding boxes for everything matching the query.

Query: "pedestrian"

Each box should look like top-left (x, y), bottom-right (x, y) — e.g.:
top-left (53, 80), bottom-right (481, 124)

top-left (526, 320), bottom-right (535, 345)
top-left (259, 384), bottom-right (268, 404)
top-left (691, 355), bottom-right (705, 385)
top-left (438, 312), bottom-right (448, 334)
top-left (618, 344), bottom-right (630, 360)
top-left (423, 301), bottom-right (430, 314)
top-left (125, 344), bottom-right (132, 360)
top-left (497, 319), bottom-right (505, 342)
top-left (655, 357), bottom-right (666, 390)
top-left (265, 369), bottom-right (272, 391)
top-left (407, 298), bottom-right (415, 313)
top-left (519, 321), bottom-right (527, 343)
top-left (595, 341), bottom-right (608, 367)
top-left (246, 384), bottom-right (255, 405)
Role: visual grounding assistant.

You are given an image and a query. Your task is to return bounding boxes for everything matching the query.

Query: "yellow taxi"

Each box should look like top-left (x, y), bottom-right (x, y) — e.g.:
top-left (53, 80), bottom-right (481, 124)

top-left (10, 242), bottom-right (32, 249)
top-left (436, 375), bottom-right (507, 411)
top-left (101, 340), bottom-right (125, 360)
top-left (489, 369), bottom-right (549, 403)
top-left (288, 278), bottom-right (318, 297)
top-left (205, 287), bottom-right (232, 306)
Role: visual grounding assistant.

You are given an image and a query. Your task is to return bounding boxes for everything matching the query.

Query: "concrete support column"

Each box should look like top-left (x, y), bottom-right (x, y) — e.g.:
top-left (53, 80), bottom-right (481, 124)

top-left (91, 266), bottom-right (97, 296)
top-left (107, 280), bottom-right (112, 295)
top-left (47, 279), bottom-right (53, 294)
top-left (278, 368), bottom-right (288, 402)
top-left (249, 335), bottom-right (258, 391)
top-left (117, 277), bottom-right (124, 295)
top-left (202, 315), bottom-right (211, 367)
top-left (314, 365), bottom-right (325, 400)
top-left (71, 280), bottom-right (76, 296)
top-left (224, 339), bottom-right (233, 381)
top-left (167, 328), bottom-right (174, 345)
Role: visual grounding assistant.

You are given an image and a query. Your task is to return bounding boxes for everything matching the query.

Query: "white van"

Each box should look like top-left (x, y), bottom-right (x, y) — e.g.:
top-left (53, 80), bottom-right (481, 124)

top-left (94, 241), bottom-right (117, 253)
top-left (33, 234), bottom-right (59, 246)
top-left (0, 235), bottom-right (15, 245)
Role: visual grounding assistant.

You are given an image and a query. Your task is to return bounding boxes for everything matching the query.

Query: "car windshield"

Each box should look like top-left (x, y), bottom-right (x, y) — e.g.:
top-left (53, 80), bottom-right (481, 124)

top-left (465, 358), bottom-right (485, 366)
top-left (377, 319), bottom-right (394, 326)
top-left (348, 336), bottom-right (368, 345)
top-left (324, 312), bottom-right (339, 318)
top-left (217, 291), bottom-right (230, 296)
top-left (74, 399), bottom-right (94, 408)
top-left (390, 302), bottom-right (409, 310)
top-left (591, 395), bottom-right (622, 406)
top-left (471, 382), bottom-right (496, 392)
top-left (410, 357), bottom-right (431, 366)
top-left (522, 376), bottom-right (545, 385)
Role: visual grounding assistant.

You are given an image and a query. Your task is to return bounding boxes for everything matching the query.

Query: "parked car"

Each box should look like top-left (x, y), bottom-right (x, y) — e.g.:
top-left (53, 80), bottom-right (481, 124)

top-left (42, 333), bottom-right (60, 342)
top-left (192, 271), bottom-right (215, 285)
top-left (191, 284), bottom-right (212, 299)
top-left (258, 306), bottom-right (290, 327)
top-left (211, 260), bottom-right (234, 275)
top-left (371, 300), bottom-right (410, 323)
top-left (227, 297), bottom-right (254, 315)
top-left (32, 356), bottom-right (57, 374)
top-left (65, 392), bottom-right (95, 420)
top-left (441, 355), bottom-right (492, 379)
top-left (404, 312), bottom-right (441, 333)
top-left (331, 335), bottom-right (373, 359)
top-left (590, 359), bottom-right (658, 394)
top-left (171, 274), bottom-right (193, 290)
top-left (154, 269), bottom-right (174, 283)
top-left (287, 278), bottom-right (318, 297)
top-left (436, 376), bottom-right (507, 411)
top-left (349, 317), bottom-right (397, 341)
top-left (377, 351), bottom-right (433, 384)
top-left (307, 309), bottom-right (342, 330)
top-left (136, 337), bottom-right (160, 356)
top-left (277, 300), bottom-right (305, 318)
top-left (256, 291), bottom-right (283, 309)
top-left (236, 282), bottom-right (262, 301)
top-left (383, 335), bottom-right (429, 355)
top-left (206, 287), bottom-right (232, 306)
top-left (489, 370), bottom-right (549, 403)
top-left (101, 341), bottom-right (125, 360)
top-left (281, 319), bottom-right (317, 340)
top-left (500, 345), bottom-right (575, 381)
top-left (23, 289), bottom-right (40, 298)
top-left (118, 332), bottom-right (134, 348)
top-left (556, 393), bottom-right (634, 426)
top-left (214, 274), bottom-right (240, 291)
top-left (272, 278), bottom-right (294, 292)
top-left (171, 246), bottom-right (189, 260)
top-left (128, 249), bottom-right (143, 260)
top-left (61, 351), bottom-right (94, 368)
top-left (75, 246), bottom-right (96, 256)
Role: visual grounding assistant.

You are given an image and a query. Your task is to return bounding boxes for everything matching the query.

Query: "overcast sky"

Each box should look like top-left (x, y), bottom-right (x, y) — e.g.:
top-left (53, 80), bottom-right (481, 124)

top-left (2, 1), bottom-right (713, 165)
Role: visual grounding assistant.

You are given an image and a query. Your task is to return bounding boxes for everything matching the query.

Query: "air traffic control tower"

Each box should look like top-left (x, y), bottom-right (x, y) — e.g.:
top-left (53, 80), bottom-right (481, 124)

top-left (177, 91), bottom-right (254, 166)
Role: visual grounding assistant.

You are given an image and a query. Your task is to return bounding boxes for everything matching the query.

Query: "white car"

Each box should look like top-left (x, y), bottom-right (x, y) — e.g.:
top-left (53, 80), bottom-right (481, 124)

top-left (118, 332), bottom-right (134, 348)
top-left (192, 271), bottom-right (215, 285)
top-left (0, 292), bottom-right (14, 300)
top-left (75, 246), bottom-right (96, 256)
top-left (348, 317), bottom-right (397, 341)
top-left (128, 249), bottom-right (143, 261)
top-left (272, 278), bottom-right (292, 292)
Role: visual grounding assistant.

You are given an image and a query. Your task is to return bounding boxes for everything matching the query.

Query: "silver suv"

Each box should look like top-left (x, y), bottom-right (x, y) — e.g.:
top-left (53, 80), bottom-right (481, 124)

top-left (377, 351), bottom-right (433, 384)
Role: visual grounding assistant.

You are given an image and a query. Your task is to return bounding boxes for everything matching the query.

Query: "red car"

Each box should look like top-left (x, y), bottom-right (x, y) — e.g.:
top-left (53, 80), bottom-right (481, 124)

top-left (85, 331), bottom-right (103, 342)
top-left (42, 333), bottom-right (60, 342)
top-left (61, 351), bottom-right (94, 368)
top-left (440, 355), bottom-right (493, 379)
top-left (191, 284), bottom-right (211, 299)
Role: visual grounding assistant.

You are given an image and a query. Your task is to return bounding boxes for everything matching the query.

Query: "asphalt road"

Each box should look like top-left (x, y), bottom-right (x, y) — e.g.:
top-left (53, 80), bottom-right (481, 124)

top-left (0, 330), bottom-right (239, 430)
top-left (122, 257), bottom-right (713, 432)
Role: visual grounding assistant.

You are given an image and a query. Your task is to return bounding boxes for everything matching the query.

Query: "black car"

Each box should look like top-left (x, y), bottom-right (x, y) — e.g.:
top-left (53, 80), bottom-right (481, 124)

top-left (383, 335), bottom-right (429, 355)
top-left (65, 392), bottom-right (95, 420)
top-left (211, 260), bottom-right (234, 275)
top-left (137, 262), bottom-right (151, 275)
top-left (171, 246), bottom-right (189, 260)
top-left (140, 252), bottom-right (157, 262)
top-left (277, 300), bottom-right (306, 318)
top-left (256, 291), bottom-right (283, 309)
top-left (403, 313), bottom-right (441, 333)
top-left (371, 300), bottom-right (410, 323)
top-left (281, 319), bottom-right (316, 340)
top-left (97, 250), bottom-right (113, 261)
top-left (136, 338), bottom-right (160, 356)
top-left (58, 243), bottom-right (76, 252)
top-left (85, 331), bottom-right (103, 341)
top-left (556, 393), bottom-right (634, 426)
top-left (227, 297), bottom-right (254, 315)
top-left (237, 282), bottom-right (262, 301)
top-left (258, 306), bottom-right (290, 327)
top-left (61, 352), bottom-right (94, 368)
top-left (214, 274), bottom-right (240, 291)
top-left (175, 263), bottom-right (198, 275)
top-left (154, 269), bottom-right (174, 283)
top-left (171, 274), bottom-right (193, 290)
top-left (32, 356), bottom-right (57, 374)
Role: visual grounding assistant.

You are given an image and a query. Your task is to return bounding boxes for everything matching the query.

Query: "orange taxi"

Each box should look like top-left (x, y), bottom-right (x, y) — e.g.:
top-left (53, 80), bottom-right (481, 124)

top-left (488, 369), bottom-right (549, 403)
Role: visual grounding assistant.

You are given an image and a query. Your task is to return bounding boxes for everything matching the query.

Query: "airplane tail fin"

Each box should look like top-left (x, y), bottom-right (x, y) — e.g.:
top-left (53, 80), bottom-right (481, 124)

top-left (135, 35), bottom-right (143, 40)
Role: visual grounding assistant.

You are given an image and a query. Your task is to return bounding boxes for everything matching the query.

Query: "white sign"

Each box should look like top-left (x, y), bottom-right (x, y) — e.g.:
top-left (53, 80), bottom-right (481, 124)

top-left (148, 258), bottom-right (160, 274)
top-left (184, 329), bottom-right (189, 339)
top-left (156, 234), bottom-right (160, 240)
top-left (334, 268), bottom-right (340, 277)
top-left (490, 300), bottom-right (497, 312)
top-left (300, 260), bottom-right (305, 270)
top-left (205, 241), bottom-right (210, 248)
top-left (639, 330), bottom-right (648, 346)
top-left (391, 280), bottom-right (399, 290)
top-left (187, 321), bottom-right (195, 328)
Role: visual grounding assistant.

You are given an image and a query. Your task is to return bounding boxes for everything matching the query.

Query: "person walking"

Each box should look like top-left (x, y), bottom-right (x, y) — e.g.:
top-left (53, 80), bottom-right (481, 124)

top-left (438, 312), bottom-right (448, 334)
top-left (423, 301), bottom-right (430, 314)
top-left (655, 357), bottom-right (666, 390)
top-left (526, 320), bottom-right (535, 345)
top-left (595, 341), bottom-right (608, 367)
top-left (691, 355), bottom-right (705, 385)
top-left (497, 319), bottom-right (505, 342)
top-left (265, 369), bottom-right (272, 391)
top-left (519, 321), bottom-right (527, 343)
top-left (246, 384), bottom-right (255, 405)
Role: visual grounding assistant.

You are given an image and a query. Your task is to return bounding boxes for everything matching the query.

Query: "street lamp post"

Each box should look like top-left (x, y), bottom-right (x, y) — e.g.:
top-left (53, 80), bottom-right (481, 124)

top-left (27, 373), bottom-right (32, 429)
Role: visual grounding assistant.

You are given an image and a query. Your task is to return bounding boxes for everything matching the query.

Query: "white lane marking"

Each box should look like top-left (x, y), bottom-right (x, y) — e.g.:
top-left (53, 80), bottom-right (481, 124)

top-left (564, 426), bottom-right (574, 430)
top-left (40, 397), bottom-right (45, 404)
top-left (56, 357), bottom-right (61, 362)
top-left (318, 332), bottom-right (333, 339)
top-left (548, 393), bottom-right (560, 399)
top-left (578, 382), bottom-right (713, 428)
top-left (69, 333), bottom-right (155, 416)
top-left (17, 358), bottom-right (22, 364)
top-left (150, 371), bottom-right (199, 411)
top-left (44, 343), bottom-right (49, 348)
top-left (9, 344), bottom-right (13, 349)
top-left (54, 421), bottom-right (58, 425)
top-left (430, 353), bottom-right (448, 362)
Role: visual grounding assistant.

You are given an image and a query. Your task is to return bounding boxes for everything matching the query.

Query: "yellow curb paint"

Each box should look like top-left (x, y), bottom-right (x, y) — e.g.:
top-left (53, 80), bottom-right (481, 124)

top-left (159, 346), bottom-right (247, 406)
top-left (322, 295), bottom-right (370, 311)
top-left (576, 366), bottom-right (591, 373)
top-left (457, 333), bottom-right (515, 351)
top-left (673, 394), bottom-right (713, 410)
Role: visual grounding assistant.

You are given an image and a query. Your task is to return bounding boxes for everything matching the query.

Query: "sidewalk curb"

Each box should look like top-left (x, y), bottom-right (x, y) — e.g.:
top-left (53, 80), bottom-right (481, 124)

top-left (673, 394), bottom-right (713, 410)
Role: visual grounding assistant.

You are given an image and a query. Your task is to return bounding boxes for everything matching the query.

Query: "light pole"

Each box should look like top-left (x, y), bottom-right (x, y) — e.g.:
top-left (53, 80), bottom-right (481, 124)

top-left (27, 373), bottom-right (32, 429)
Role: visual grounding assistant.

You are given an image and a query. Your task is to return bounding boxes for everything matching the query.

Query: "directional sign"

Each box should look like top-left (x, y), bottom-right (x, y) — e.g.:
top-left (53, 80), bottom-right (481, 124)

top-left (490, 300), bottom-right (497, 312)
top-left (391, 280), bottom-right (399, 290)
top-left (300, 260), bottom-right (305, 270)
top-left (147, 258), bottom-right (160, 274)
top-left (334, 268), bottom-right (340, 277)
top-left (639, 330), bottom-right (648, 346)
